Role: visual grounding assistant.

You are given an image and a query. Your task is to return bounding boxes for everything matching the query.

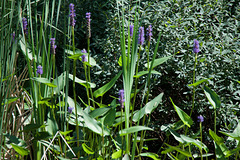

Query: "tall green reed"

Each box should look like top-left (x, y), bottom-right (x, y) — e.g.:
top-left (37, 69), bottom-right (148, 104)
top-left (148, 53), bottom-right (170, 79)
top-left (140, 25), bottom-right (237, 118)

top-left (0, 0), bottom-right (18, 158)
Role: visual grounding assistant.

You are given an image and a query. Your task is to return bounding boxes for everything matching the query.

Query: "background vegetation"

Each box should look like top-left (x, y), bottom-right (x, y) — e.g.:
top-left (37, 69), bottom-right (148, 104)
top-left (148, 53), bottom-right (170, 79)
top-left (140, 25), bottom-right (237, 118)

top-left (0, 0), bottom-right (240, 159)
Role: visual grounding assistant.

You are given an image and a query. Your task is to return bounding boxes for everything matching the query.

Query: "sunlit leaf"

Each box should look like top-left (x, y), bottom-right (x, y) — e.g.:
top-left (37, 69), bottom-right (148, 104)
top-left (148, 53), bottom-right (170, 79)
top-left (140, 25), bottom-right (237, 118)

top-left (203, 85), bottom-right (221, 109)
top-left (170, 98), bottom-right (193, 127)
top-left (82, 143), bottom-right (94, 154)
top-left (93, 70), bottom-right (122, 98)
top-left (119, 126), bottom-right (153, 136)
top-left (133, 93), bottom-right (163, 122)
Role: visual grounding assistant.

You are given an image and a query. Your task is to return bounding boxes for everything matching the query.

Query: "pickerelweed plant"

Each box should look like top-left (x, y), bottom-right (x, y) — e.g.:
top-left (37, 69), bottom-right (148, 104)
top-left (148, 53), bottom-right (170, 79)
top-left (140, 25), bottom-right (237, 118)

top-left (1, 0), bottom-right (240, 160)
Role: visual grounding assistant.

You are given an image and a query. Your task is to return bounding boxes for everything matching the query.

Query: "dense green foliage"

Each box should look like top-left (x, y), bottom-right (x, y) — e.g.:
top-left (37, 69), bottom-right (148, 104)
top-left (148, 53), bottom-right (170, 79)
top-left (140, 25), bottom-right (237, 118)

top-left (0, 0), bottom-right (240, 159)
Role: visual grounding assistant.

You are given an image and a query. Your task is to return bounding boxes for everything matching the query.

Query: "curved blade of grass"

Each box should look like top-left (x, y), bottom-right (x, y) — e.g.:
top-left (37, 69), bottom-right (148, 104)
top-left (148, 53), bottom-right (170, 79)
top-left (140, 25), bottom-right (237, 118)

top-left (93, 70), bottom-right (122, 98)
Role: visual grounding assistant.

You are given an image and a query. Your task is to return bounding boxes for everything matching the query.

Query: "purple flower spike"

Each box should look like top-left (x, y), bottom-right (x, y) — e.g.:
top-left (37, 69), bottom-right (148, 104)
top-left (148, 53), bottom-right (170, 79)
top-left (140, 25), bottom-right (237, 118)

top-left (129, 25), bottom-right (134, 37)
top-left (86, 12), bottom-right (91, 38)
top-left (22, 17), bottom-right (28, 35)
top-left (193, 39), bottom-right (200, 53)
top-left (68, 107), bottom-right (74, 114)
top-left (197, 115), bottom-right (204, 122)
top-left (138, 27), bottom-right (144, 45)
top-left (69, 3), bottom-right (76, 27)
top-left (50, 38), bottom-right (57, 54)
top-left (147, 25), bottom-right (153, 42)
top-left (119, 89), bottom-right (124, 109)
top-left (81, 49), bottom-right (87, 53)
top-left (37, 65), bottom-right (43, 76)
top-left (81, 55), bottom-right (87, 62)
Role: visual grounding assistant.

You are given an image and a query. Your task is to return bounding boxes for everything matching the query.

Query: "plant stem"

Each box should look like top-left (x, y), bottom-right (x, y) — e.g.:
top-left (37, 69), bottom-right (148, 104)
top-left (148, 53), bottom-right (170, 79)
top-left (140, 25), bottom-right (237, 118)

top-left (190, 53), bottom-right (198, 118)
top-left (200, 122), bottom-right (203, 160)
top-left (87, 38), bottom-right (95, 108)
top-left (72, 27), bottom-right (80, 158)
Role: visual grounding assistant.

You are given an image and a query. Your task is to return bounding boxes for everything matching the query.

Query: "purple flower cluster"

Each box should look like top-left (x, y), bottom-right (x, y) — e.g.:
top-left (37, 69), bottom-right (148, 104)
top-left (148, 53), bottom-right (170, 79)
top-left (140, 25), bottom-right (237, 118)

top-left (50, 38), bottom-right (57, 54)
top-left (37, 65), bottom-right (43, 76)
top-left (197, 115), bottom-right (204, 122)
top-left (193, 39), bottom-right (200, 53)
top-left (119, 89), bottom-right (124, 109)
top-left (68, 107), bottom-right (74, 114)
top-left (86, 12), bottom-right (91, 38)
top-left (129, 25), bottom-right (134, 37)
top-left (22, 17), bottom-right (28, 35)
top-left (138, 27), bottom-right (144, 45)
top-left (69, 3), bottom-right (76, 27)
top-left (81, 49), bottom-right (87, 53)
top-left (146, 25), bottom-right (153, 42)
top-left (81, 55), bottom-right (86, 62)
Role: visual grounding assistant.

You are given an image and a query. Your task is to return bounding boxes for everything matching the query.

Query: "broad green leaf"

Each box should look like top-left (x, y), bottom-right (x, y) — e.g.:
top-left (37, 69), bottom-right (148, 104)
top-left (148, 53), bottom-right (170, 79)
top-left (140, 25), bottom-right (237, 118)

top-left (32, 77), bottom-right (57, 87)
top-left (53, 72), bottom-right (66, 94)
top-left (11, 143), bottom-right (29, 156)
top-left (104, 107), bottom-right (116, 127)
top-left (81, 109), bottom-right (110, 136)
top-left (133, 93), bottom-right (163, 122)
top-left (122, 154), bottom-right (130, 160)
top-left (89, 107), bottom-right (111, 118)
top-left (214, 142), bottom-right (227, 160)
top-left (82, 143), bottom-right (94, 154)
top-left (188, 78), bottom-right (213, 87)
top-left (225, 147), bottom-right (240, 158)
top-left (220, 120), bottom-right (240, 141)
top-left (162, 143), bottom-right (192, 157)
top-left (119, 126), bottom-right (153, 136)
top-left (203, 85), bottom-right (221, 109)
top-left (168, 128), bottom-right (185, 143)
top-left (112, 149), bottom-right (122, 159)
top-left (34, 131), bottom-right (51, 140)
top-left (219, 131), bottom-right (240, 141)
top-left (60, 130), bottom-right (73, 136)
top-left (4, 133), bottom-right (27, 147)
top-left (69, 74), bottom-right (96, 88)
top-left (209, 129), bottom-right (229, 156)
top-left (134, 70), bottom-right (161, 78)
top-left (68, 53), bottom-right (82, 60)
top-left (93, 71), bottom-right (122, 98)
top-left (170, 98), bottom-right (193, 127)
top-left (144, 56), bottom-right (172, 68)
top-left (22, 124), bottom-right (45, 132)
top-left (180, 135), bottom-right (209, 153)
top-left (19, 38), bottom-right (41, 63)
top-left (46, 113), bottom-right (59, 136)
top-left (2, 97), bottom-right (20, 105)
top-left (139, 152), bottom-right (160, 160)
